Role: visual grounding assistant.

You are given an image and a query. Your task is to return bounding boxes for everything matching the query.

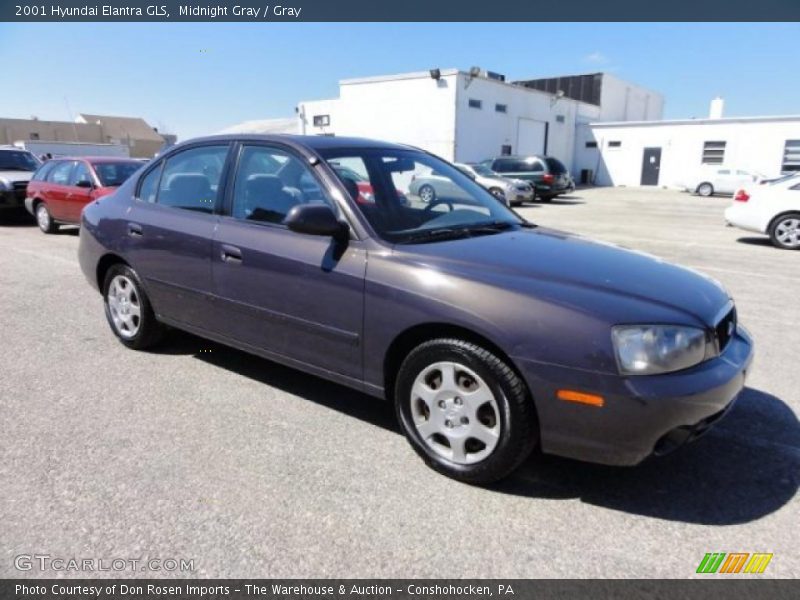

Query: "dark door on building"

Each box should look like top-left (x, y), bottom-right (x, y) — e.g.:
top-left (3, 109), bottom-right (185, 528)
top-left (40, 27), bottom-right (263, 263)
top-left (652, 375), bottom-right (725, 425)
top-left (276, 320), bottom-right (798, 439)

top-left (640, 147), bottom-right (662, 186)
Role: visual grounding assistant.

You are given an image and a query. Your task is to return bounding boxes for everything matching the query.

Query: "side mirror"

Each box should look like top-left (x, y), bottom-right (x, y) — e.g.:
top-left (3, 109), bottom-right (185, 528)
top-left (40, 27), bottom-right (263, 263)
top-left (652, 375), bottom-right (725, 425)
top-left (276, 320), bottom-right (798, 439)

top-left (284, 203), bottom-right (349, 240)
top-left (75, 180), bottom-right (93, 189)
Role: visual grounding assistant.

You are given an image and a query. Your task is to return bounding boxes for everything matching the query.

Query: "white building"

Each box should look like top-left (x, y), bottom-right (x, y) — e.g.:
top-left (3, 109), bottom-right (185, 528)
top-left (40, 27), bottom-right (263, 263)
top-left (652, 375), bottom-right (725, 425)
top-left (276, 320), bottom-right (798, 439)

top-left (575, 110), bottom-right (800, 188)
top-left (296, 70), bottom-right (662, 171)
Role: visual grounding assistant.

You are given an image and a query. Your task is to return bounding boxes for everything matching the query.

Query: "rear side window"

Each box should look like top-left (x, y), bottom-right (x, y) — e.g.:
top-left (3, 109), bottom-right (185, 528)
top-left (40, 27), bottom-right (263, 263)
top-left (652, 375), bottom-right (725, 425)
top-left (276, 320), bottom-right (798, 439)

top-left (138, 163), bottom-right (162, 204)
top-left (92, 162), bottom-right (141, 187)
top-left (47, 161), bottom-right (75, 186)
top-left (32, 161), bottom-right (56, 181)
top-left (155, 145), bottom-right (229, 213)
top-left (544, 158), bottom-right (566, 174)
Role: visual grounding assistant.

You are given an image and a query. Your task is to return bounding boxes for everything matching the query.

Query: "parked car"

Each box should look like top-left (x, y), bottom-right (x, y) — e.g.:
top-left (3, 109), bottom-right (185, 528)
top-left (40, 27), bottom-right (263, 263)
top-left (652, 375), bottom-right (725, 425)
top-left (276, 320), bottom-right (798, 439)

top-left (482, 155), bottom-right (574, 202)
top-left (724, 173), bottom-right (800, 249)
top-left (79, 135), bottom-right (752, 484)
top-left (683, 166), bottom-right (765, 197)
top-left (25, 157), bottom-right (142, 233)
top-left (454, 163), bottom-right (534, 206)
top-left (0, 147), bottom-right (40, 217)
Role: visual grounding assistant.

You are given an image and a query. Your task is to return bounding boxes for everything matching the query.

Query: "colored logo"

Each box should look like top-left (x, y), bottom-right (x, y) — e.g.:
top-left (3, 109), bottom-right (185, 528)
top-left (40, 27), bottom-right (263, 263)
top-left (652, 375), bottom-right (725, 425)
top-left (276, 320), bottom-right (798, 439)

top-left (696, 553), bottom-right (773, 574)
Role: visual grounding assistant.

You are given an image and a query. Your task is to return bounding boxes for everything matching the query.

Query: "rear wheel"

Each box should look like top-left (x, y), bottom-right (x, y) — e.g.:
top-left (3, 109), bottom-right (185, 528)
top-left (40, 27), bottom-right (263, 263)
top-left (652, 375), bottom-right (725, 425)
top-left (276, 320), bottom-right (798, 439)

top-left (35, 202), bottom-right (58, 234)
top-left (696, 182), bottom-right (714, 197)
top-left (418, 184), bottom-right (436, 204)
top-left (769, 213), bottom-right (800, 250)
top-left (395, 338), bottom-right (538, 484)
top-left (103, 264), bottom-right (165, 349)
top-left (538, 195), bottom-right (554, 203)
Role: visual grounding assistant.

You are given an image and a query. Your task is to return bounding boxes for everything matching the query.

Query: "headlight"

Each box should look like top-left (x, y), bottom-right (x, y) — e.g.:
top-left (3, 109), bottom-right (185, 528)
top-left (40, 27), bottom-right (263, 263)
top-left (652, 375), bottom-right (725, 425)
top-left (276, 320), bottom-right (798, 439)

top-left (0, 178), bottom-right (10, 192)
top-left (611, 325), bottom-right (707, 375)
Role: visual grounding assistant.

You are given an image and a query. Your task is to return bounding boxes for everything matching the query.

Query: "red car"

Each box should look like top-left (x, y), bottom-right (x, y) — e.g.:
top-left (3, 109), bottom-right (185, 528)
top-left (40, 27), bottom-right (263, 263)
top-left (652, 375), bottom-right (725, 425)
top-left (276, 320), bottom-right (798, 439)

top-left (25, 157), bottom-right (143, 233)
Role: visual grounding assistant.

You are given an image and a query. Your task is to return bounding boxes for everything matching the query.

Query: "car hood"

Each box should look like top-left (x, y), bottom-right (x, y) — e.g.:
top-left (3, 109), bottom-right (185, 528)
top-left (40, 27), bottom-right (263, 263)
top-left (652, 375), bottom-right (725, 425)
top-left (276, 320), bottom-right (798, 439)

top-left (0, 169), bottom-right (33, 183)
top-left (395, 226), bottom-right (730, 326)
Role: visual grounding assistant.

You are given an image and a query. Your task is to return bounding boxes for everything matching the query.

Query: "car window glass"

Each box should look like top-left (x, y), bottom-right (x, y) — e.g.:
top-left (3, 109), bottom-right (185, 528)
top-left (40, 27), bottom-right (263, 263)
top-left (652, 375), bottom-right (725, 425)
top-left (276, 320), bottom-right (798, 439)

top-left (47, 161), bottom-right (75, 186)
top-left (138, 163), bottom-right (162, 203)
top-left (231, 145), bottom-right (333, 224)
top-left (157, 145), bottom-right (229, 213)
top-left (71, 163), bottom-right (93, 186)
top-left (320, 149), bottom-right (515, 243)
top-left (32, 161), bottom-right (56, 181)
top-left (718, 169), bottom-right (730, 175)
top-left (93, 162), bottom-right (141, 187)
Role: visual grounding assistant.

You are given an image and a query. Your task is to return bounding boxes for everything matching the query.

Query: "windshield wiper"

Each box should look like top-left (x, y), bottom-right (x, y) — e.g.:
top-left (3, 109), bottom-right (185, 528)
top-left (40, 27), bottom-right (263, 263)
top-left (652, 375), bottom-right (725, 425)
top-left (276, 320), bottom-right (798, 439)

top-left (396, 221), bottom-right (516, 244)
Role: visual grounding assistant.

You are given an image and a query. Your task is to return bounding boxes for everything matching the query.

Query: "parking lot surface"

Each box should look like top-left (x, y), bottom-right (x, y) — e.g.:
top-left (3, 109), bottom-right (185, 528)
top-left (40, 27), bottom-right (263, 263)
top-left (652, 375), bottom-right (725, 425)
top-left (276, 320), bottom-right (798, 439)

top-left (1, 187), bottom-right (798, 578)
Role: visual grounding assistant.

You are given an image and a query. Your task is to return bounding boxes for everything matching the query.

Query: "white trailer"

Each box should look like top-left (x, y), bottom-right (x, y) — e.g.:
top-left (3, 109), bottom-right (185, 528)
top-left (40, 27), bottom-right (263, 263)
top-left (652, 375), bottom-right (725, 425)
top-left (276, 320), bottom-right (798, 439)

top-left (12, 140), bottom-right (130, 159)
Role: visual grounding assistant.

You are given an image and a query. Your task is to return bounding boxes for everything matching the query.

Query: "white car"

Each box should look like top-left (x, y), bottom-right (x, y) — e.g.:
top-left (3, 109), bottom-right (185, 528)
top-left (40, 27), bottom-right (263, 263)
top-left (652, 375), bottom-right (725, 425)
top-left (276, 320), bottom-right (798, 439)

top-left (724, 173), bottom-right (800, 249)
top-left (684, 166), bottom-right (765, 197)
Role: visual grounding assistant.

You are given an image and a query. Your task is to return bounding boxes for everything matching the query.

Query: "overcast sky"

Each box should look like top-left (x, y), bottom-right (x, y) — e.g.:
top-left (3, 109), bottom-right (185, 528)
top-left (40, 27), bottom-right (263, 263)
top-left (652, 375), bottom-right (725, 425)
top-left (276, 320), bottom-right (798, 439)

top-left (1, 22), bottom-right (798, 140)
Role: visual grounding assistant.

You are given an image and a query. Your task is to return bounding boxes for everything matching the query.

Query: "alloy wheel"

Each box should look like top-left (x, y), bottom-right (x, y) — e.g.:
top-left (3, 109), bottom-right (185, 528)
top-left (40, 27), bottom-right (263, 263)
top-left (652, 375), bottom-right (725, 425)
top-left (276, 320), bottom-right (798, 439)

top-left (409, 361), bottom-right (501, 464)
top-left (775, 217), bottom-right (800, 248)
top-left (106, 275), bottom-right (142, 339)
top-left (36, 205), bottom-right (50, 231)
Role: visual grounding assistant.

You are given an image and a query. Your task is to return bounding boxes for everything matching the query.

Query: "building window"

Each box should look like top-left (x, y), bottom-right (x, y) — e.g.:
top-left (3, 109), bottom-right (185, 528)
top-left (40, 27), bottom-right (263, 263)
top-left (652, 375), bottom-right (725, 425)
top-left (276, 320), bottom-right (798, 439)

top-left (468, 99), bottom-right (482, 109)
top-left (30, 132), bottom-right (40, 140)
top-left (555, 115), bottom-right (566, 123)
top-left (702, 141), bottom-right (726, 164)
top-left (782, 140), bottom-right (800, 172)
top-left (608, 141), bottom-right (622, 148)
top-left (585, 141), bottom-right (597, 148)
top-left (501, 144), bottom-right (512, 156)
top-left (313, 114), bottom-right (330, 127)
top-left (495, 103), bottom-right (507, 113)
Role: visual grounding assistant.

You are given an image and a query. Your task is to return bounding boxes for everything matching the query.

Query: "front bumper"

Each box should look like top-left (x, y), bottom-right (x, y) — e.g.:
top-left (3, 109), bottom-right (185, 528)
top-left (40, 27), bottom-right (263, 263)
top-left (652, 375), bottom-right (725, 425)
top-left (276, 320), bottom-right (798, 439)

top-left (0, 189), bottom-right (26, 210)
top-left (507, 187), bottom-right (534, 203)
top-left (515, 325), bottom-right (754, 466)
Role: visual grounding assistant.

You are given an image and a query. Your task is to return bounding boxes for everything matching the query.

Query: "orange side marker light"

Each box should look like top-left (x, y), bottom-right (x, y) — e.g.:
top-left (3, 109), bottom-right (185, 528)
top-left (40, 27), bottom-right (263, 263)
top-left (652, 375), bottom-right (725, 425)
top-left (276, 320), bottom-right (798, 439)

top-left (557, 389), bottom-right (605, 407)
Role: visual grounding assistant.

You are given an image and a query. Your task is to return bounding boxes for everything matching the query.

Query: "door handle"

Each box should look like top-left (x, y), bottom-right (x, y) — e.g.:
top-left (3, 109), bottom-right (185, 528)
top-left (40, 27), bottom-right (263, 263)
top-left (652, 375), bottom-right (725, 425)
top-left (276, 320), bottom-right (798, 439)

top-left (127, 223), bottom-right (143, 237)
top-left (220, 244), bottom-right (242, 264)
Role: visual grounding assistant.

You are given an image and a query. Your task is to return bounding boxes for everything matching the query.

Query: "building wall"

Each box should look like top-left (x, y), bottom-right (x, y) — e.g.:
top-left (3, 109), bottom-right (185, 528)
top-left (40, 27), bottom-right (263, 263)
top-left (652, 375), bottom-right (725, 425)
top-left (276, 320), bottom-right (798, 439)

top-left (576, 118), bottom-right (800, 187)
top-left (597, 73), bottom-right (664, 122)
top-left (300, 72), bottom-right (458, 160)
top-left (452, 73), bottom-right (600, 169)
top-left (0, 118), bottom-right (104, 145)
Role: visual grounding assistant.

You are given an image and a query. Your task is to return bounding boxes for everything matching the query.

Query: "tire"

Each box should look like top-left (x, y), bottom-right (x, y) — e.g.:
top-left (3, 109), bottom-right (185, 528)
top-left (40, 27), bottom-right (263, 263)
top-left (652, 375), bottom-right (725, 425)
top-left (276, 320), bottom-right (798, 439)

top-left (102, 264), bottom-right (165, 349)
top-left (418, 184), bottom-right (436, 204)
top-left (696, 182), bottom-right (714, 197)
top-left (395, 338), bottom-right (538, 484)
top-left (538, 195), bottom-right (554, 203)
top-left (768, 213), bottom-right (800, 250)
top-left (35, 202), bottom-right (58, 234)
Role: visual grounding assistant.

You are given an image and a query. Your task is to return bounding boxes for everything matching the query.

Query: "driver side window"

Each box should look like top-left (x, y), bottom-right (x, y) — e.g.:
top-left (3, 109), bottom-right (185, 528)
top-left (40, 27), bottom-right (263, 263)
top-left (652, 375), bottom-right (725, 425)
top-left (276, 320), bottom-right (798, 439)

top-left (231, 145), bottom-right (332, 225)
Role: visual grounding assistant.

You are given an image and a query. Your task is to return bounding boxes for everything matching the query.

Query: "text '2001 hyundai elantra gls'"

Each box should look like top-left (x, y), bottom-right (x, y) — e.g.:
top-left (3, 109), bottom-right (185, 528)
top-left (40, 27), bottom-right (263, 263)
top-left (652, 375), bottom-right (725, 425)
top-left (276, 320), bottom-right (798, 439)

top-left (78, 135), bottom-right (753, 483)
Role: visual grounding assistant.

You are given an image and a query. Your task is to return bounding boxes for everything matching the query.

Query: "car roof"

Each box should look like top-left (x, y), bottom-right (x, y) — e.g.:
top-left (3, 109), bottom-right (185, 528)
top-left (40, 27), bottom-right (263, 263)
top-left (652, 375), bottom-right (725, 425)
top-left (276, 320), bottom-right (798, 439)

top-left (172, 134), bottom-right (416, 153)
top-left (47, 156), bottom-right (141, 162)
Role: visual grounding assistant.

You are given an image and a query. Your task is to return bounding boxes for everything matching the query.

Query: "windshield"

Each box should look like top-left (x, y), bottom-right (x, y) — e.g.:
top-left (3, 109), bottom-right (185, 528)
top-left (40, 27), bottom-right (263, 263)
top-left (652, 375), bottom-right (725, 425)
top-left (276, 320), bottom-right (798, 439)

top-left (91, 161), bottom-right (142, 187)
top-left (469, 164), bottom-right (498, 177)
top-left (320, 148), bottom-right (525, 244)
top-left (0, 150), bottom-right (40, 172)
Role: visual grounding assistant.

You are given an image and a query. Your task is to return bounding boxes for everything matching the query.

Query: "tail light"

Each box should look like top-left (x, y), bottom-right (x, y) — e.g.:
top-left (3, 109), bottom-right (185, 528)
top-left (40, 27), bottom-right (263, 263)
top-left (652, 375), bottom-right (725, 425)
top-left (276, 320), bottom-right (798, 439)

top-left (542, 173), bottom-right (554, 184)
top-left (734, 189), bottom-right (750, 202)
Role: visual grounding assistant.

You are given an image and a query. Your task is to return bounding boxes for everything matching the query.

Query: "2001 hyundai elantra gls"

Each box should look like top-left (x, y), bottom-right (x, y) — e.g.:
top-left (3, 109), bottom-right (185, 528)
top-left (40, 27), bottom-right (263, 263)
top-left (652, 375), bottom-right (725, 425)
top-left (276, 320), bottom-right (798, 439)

top-left (78, 135), bottom-right (753, 483)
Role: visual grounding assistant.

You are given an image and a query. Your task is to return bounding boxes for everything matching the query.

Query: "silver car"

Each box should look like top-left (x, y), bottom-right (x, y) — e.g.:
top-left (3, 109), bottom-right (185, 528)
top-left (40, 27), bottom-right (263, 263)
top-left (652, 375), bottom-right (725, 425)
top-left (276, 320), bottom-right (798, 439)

top-left (456, 163), bottom-right (533, 206)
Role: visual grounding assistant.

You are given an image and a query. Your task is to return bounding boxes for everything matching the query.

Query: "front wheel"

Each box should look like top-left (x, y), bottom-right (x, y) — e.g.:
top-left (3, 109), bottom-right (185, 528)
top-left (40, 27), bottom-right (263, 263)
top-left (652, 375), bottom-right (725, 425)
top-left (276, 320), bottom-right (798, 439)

top-left (769, 213), bottom-right (800, 249)
top-left (395, 339), bottom-right (538, 484)
top-left (103, 264), bottom-right (165, 349)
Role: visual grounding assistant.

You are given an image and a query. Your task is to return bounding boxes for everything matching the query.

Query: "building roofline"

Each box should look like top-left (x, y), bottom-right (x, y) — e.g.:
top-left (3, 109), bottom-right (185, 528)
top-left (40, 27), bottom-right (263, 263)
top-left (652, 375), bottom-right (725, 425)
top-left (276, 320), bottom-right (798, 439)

top-left (590, 114), bottom-right (800, 128)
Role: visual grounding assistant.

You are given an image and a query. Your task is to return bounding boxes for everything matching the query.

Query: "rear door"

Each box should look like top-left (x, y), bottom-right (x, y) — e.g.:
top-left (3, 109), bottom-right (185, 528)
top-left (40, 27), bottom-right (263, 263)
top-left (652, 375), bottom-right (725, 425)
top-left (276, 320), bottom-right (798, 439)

top-left (124, 143), bottom-right (232, 327)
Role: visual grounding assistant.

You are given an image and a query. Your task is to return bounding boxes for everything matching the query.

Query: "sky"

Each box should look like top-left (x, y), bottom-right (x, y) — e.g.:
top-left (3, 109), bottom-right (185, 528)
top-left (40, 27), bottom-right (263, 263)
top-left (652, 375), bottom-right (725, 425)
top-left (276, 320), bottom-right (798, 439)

top-left (1, 22), bottom-right (798, 140)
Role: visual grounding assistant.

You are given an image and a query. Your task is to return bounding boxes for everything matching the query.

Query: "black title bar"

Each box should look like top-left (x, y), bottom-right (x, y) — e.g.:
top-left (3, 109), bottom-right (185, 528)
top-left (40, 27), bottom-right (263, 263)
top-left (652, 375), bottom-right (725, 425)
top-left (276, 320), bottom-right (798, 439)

top-left (2, 0), bottom-right (800, 22)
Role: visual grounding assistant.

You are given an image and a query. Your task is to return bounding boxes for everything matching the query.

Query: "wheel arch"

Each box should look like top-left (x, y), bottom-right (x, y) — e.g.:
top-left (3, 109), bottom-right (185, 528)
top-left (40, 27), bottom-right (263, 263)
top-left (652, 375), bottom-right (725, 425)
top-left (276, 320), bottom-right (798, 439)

top-left (96, 253), bottom-right (130, 291)
top-left (383, 322), bottom-right (534, 407)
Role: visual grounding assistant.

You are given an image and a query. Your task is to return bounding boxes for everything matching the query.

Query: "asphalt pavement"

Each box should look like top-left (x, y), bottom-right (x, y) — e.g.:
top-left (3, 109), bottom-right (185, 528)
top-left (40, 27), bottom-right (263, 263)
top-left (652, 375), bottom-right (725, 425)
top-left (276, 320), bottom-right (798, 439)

top-left (1, 187), bottom-right (797, 578)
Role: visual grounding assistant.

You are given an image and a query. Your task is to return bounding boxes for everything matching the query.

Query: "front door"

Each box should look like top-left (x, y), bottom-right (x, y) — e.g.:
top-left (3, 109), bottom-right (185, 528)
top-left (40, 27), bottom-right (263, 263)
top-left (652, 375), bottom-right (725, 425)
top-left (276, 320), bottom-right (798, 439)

top-left (640, 147), bottom-right (662, 186)
top-left (212, 143), bottom-right (366, 381)
top-left (64, 161), bottom-right (94, 222)
top-left (124, 143), bottom-right (231, 326)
